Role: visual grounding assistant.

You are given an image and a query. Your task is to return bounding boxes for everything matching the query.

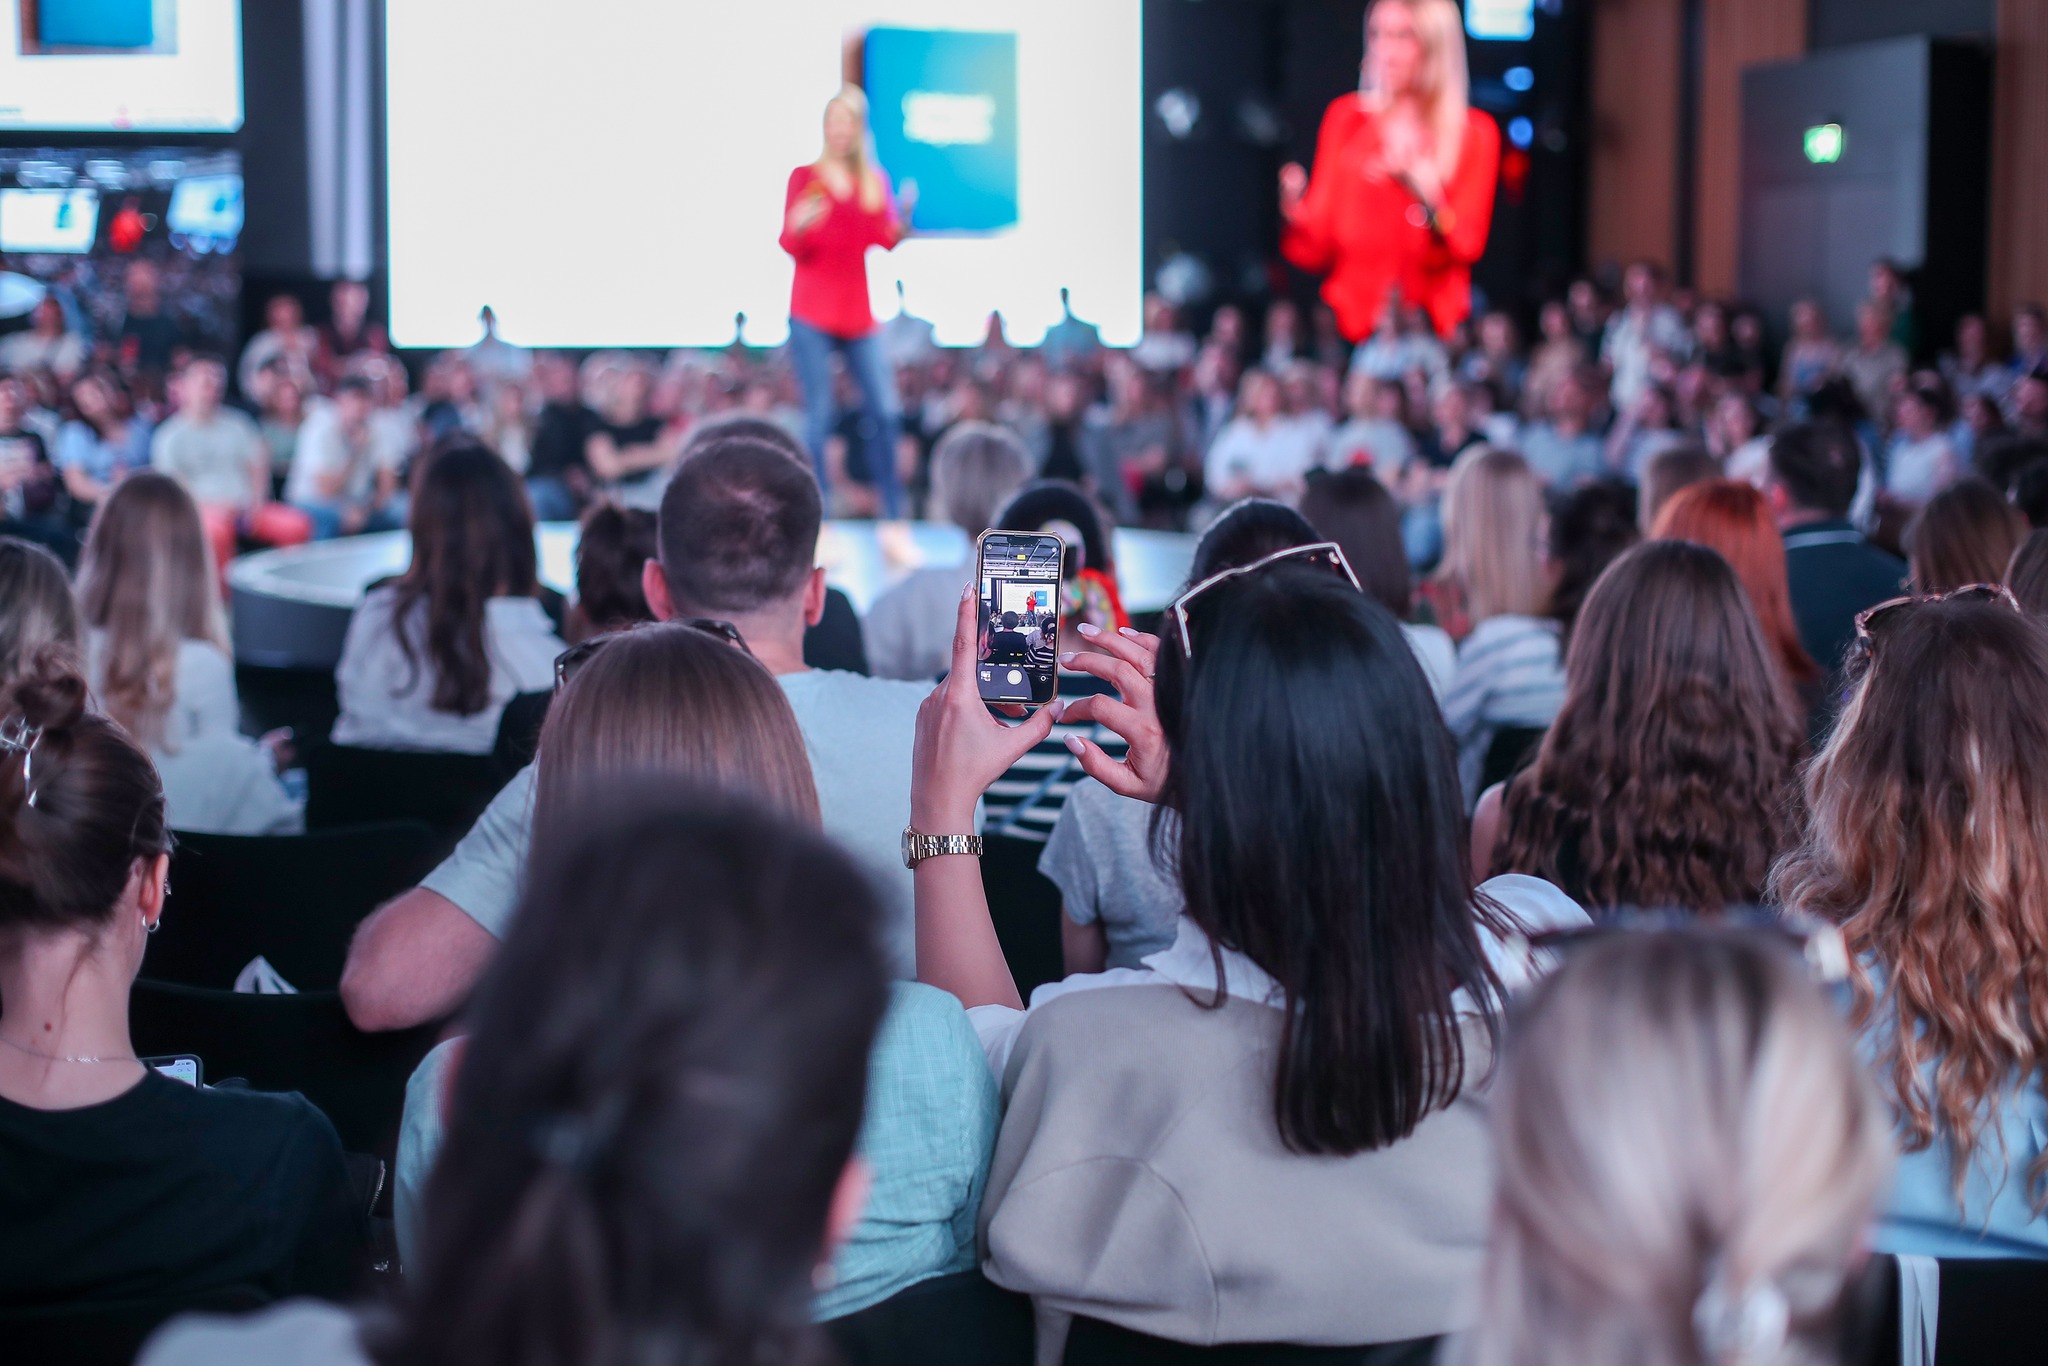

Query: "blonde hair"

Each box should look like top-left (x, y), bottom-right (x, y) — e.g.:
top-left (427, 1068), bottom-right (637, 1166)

top-left (1460, 928), bottom-right (1890, 1366)
top-left (1439, 445), bottom-right (1550, 621)
top-left (0, 537), bottom-right (81, 688)
top-left (814, 86), bottom-right (887, 214)
top-left (76, 472), bottom-right (227, 751)
top-left (1364, 0), bottom-right (1470, 184)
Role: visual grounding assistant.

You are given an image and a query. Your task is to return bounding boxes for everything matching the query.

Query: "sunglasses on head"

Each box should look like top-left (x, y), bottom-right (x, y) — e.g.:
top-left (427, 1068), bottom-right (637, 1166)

top-left (1852, 582), bottom-right (2021, 652)
top-left (554, 618), bottom-right (750, 690)
top-left (1169, 542), bottom-right (1361, 658)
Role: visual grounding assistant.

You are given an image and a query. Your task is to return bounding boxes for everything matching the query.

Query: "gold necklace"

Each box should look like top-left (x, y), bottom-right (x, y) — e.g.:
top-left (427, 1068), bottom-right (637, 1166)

top-left (0, 1033), bottom-right (136, 1065)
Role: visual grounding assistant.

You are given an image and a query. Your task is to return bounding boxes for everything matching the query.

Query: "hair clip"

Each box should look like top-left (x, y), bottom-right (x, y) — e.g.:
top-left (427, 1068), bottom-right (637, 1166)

top-left (1693, 1263), bottom-right (1790, 1364)
top-left (0, 715), bottom-right (42, 809)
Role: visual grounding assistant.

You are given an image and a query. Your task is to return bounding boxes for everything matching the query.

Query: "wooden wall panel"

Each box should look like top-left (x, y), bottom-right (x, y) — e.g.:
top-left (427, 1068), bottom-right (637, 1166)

top-left (1694, 0), bottom-right (1807, 296)
top-left (1586, 0), bottom-right (1684, 272)
top-left (1989, 0), bottom-right (2048, 320)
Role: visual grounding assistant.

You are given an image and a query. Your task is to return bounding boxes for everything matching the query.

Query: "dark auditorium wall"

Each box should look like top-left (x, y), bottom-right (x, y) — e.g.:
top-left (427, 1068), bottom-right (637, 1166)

top-left (1586, 0), bottom-right (1683, 274)
top-left (1806, 0), bottom-right (1995, 49)
top-left (1989, 0), bottom-right (2048, 321)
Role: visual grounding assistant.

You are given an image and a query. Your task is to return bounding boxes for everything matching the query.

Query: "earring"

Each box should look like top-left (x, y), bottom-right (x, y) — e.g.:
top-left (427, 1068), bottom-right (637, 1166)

top-left (145, 916), bottom-right (161, 935)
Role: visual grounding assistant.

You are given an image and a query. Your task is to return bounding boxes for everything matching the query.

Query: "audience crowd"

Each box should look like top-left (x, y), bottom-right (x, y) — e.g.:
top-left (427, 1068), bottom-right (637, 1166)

top-left (4, 251), bottom-right (2048, 1366)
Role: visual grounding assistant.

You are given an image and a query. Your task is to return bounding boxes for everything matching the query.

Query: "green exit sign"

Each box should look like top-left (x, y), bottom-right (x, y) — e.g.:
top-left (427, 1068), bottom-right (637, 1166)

top-left (1804, 122), bottom-right (1844, 164)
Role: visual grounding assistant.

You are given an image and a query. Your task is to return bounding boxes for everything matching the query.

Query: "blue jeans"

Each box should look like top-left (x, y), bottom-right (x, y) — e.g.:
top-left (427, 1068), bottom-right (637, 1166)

top-left (787, 318), bottom-right (904, 518)
top-left (294, 497), bottom-right (407, 541)
top-left (526, 475), bottom-right (581, 523)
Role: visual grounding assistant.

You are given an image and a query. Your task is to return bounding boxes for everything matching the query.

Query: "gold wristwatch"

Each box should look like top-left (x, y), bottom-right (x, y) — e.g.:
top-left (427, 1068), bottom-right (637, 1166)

top-left (902, 825), bottom-right (984, 868)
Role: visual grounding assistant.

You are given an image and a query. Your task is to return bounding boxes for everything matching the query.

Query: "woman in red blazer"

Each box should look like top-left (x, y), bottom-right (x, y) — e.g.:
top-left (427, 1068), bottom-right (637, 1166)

top-left (1280, 0), bottom-right (1499, 343)
top-left (780, 87), bottom-right (913, 518)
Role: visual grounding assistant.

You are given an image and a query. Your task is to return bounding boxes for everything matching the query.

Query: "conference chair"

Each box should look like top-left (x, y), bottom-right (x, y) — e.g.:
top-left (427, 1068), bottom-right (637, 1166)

top-left (827, 1271), bottom-right (1034, 1366)
top-left (981, 833), bottom-right (1065, 1000)
top-left (304, 743), bottom-right (507, 843)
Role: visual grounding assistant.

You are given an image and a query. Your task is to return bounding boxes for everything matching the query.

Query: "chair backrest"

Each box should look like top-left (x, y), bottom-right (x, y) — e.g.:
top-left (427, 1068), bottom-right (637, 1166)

top-left (1934, 1257), bottom-right (2048, 1366)
top-left (0, 1282), bottom-right (267, 1366)
top-left (304, 743), bottom-right (507, 843)
top-left (1063, 1319), bottom-right (1440, 1366)
top-left (127, 980), bottom-right (439, 1175)
top-left (491, 690), bottom-right (552, 779)
top-left (982, 833), bottom-right (1065, 1001)
top-left (827, 1270), bottom-right (1034, 1366)
top-left (146, 822), bottom-right (447, 992)
top-left (1479, 724), bottom-right (1548, 794)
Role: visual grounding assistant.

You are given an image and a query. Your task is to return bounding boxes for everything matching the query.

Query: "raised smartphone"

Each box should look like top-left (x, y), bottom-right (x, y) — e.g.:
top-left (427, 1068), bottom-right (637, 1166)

top-left (975, 529), bottom-right (1064, 709)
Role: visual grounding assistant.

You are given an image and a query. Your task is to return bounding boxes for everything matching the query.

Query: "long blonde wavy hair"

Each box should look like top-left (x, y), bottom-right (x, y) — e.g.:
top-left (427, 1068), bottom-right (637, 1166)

top-left (813, 86), bottom-right (887, 214)
top-left (76, 472), bottom-right (227, 752)
top-left (1460, 928), bottom-right (1890, 1366)
top-left (1770, 597), bottom-right (2048, 1207)
top-left (1437, 445), bottom-right (1551, 623)
top-left (1362, 0), bottom-right (1470, 185)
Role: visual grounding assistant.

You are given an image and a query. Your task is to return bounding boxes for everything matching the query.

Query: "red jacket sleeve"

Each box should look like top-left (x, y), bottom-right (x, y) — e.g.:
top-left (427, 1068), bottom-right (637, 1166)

top-left (1437, 112), bottom-right (1500, 267)
top-left (867, 170), bottom-right (907, 251)
top-left (1280, 96), bottom-right (1358, 274)
top-left (779, 168), bottom-right (819, 261)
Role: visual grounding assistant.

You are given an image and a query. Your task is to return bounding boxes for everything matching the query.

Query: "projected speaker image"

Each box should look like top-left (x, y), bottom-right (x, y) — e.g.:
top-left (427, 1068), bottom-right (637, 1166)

top-left (384, 0), bottom-right (1140, 350)
top-left (0, 0), bottom-right (241, 130)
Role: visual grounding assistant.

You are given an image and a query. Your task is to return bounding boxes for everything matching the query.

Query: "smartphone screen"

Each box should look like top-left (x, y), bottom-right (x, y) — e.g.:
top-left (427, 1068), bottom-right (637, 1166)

top-left (144, 1055), bottom-right (202, 1087)
top-left (976, 530), bottom-right (1063, 708)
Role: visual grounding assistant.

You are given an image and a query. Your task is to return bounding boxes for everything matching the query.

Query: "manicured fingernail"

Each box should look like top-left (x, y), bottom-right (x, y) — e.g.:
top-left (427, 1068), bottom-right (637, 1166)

top-left (1063, 735), bottom-right (1086, 754)
top-left (1050, 698), bottom-right (1068, 718)
top-left (1058, 651), bottom-right (1076, 665)
top-left (1119, 627), bottom-right (1143, 638)
top-left (1076, 622), bottom-right (1102, 636)
top-left (962, 583), bottom-right (975, 600)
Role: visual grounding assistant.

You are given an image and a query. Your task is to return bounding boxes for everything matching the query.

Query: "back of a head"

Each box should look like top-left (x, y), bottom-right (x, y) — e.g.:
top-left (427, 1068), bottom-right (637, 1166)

top-left (1464, 928), bottom-right (1889, 1366)
top-left (1638, 444), bottom-right (1721, 533)
top-left (534, 623), bottom-right (820, 839)
top-left (1547, 478), bottom-right (1640, 648)
top-left (0, 656), bottom-right (169, 937)
top-left (1652, 479), bottom-right (1820, 685)
top-left (658, 436), bottom-right (821, 617)
top-left (929, 422), bottom-right (1033, 538)
top-left (1189, 499), bottom-right (1318, 583)
top-left (397, 442), bottom-right (540, 717)
top-left (76, 472), bottom-right (221, 748)
top-left (1499, 541), bottom-right (1804, 913)
top-left (0, 538), bottom-right (81, 688)
top-left (1443, 446), bottom-right (1550, 622)
top-left (995, 481), bottom-right (1114, 580)
top-left (1904, 478), bottom-right (2029, 593)
top-left (2008, 528), bottom-right (2048, 617)
top-left (1155, 565), bottom-right (1499, 1156)
top-left (573, 502), bottom-right (658, 635)
top-left (386, 782), bottom-right (889, 1366)
top-left (680, 412), bottom-right (806, 467)
top-left (1767, 422), bottom-right (1861, 519)
top-left (1298, 469), bottom-right (1413, 618)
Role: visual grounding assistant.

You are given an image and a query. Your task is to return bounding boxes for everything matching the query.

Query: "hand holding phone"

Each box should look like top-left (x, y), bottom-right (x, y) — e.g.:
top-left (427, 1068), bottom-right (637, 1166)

top-left (974, 530), bottom-right (1064, 710)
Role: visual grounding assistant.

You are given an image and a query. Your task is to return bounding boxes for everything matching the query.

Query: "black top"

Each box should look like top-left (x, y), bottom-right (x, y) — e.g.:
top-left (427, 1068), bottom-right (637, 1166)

top-left (527, 401), bottom-right (599, 480)
top-left (1782, 519), bottom-right (1907, 678)
top-left (595, 415), bottom-right (663, 454)
top-left (0, 1071), bottom-right (366, 1308)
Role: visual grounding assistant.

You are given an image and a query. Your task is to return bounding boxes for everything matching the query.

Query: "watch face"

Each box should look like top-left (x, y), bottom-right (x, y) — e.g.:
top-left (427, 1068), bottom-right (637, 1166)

top-left (901, 825), bottom-right (921, 868)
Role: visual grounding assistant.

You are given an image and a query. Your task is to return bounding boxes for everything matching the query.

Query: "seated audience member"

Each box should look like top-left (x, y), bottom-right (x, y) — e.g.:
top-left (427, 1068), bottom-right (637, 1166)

top-left (1773, 590), bottom-right (2048, 1257)
top-left (150, 355), bottom-right (312, 572)
top-left (1439, 448), bottom-right (1566, 800)
top-left (287, 378), bottom-right (405, 539)
top-left (1455, 927), bottom-right (1891, 1366)
top-left (1637, 443), bottom-right (1719, 533)
top-left (0, 295), bottom-right (87, 380)
top-left (909, 559), bottom-right (1586, 1353)
top-left (1474, 542), bottom-right (1804, 912)
top-left (1300, 467), bottom-right (1454, 695)
top-left (521, 352), bottom-right (598, 521)
top-left (386, 627), bottom-right (996, 1318)
top-left (0, 661), bottom-right (363, 1309)
top-left (1603, 382), bottom-right (1688, 482)
top-left (1884, 371), bottom-right (1963, 508)
top-left (1516, 368), bottom-right (1605, 487)
top-left (142, 785), bottom-right (889, 1365)
top-left (256, 367), bottom-right (307, 489)
top-left (1903, 477), bottom-right (2029, 594)
top-left (236, 292), bottom-right (319, 400)
top-left (1324, 370), bottom-right (1417, 476)
top-left (331, 444), bottom-right (562, 754)
top-left (79, 475), bottom-right (299, 835)
top-left (1651, 479), bottom-right (1824, 712)
top-left (865, 422), bottom-right (1033, 681)
top-left (1706, 391), bottom-right (1772, 481)
top-left (1766, 421), bottom-right (1906, 675)
top-left (564, 500), bottom-right (656, 642)
top-left (340, 434), bottom-right (929, 1031)
top-left (0, 538), bottom-right (80, 686)
top-left (1203, 367), bottom-right (1321, 503)
top-left (2008, 528), bottom-right (2048, 616)
top-left (1, 377), bottom-right (73, 561)
top-left (583, 357), bottom-right (677, 504)
top-left (1544, 478), bottom-right (1639, 651)
top-left (52, 370), bottom-right (150, 516)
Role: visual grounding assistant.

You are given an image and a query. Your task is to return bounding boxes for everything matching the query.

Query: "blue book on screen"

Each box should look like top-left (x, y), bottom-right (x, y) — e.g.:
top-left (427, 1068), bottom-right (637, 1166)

top-left (35, 0), bottom-right (156, 49)
top-left (864, 27), bottom-right (1019, 235)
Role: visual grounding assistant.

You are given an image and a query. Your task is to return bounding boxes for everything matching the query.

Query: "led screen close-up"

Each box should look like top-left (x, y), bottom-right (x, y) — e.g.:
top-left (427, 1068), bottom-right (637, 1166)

top-left (383, 0), bottom-right (1141, 350)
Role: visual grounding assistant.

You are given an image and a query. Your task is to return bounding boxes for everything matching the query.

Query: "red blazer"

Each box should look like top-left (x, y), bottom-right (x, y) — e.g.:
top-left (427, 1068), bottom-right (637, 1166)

top-left (780, 164), bottom-right (906, 340)
top-left (1281, 101), bottom-right (1500, 341)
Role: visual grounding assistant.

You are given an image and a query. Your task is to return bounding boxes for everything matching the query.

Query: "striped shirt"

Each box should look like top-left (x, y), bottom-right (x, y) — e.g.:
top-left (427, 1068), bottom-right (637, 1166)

top-left (983, 674), bottom-right (1129, 842)
top-left (1441, 614), bottom-right (1566, 802)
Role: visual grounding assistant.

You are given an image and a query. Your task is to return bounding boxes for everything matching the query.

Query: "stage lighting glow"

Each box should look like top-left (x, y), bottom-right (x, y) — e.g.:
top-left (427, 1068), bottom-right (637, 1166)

top-left (1508, 118), bottom-right (1534, 149)
top-left (1466, 0), bottom-right (1535, 42)
top-left (1803, 122), bottom-right (1844, 164)
top-left (1504, 66), bottom-right (1534, 92)
top-left (384, 1), bottom-right (1142, 350)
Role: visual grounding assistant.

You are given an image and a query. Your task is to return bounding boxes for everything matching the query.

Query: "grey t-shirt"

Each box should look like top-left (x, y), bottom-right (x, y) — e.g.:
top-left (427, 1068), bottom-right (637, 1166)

top-left (140, 1300), bottom-right (369, 1366)
top-left (417, 669), bottom-right (927, 976)
top-left (1037, 778), bottom-right (1181, 969)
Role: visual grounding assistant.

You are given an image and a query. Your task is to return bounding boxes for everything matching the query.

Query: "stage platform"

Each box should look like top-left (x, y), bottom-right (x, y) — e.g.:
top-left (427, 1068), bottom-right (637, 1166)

top-left (227, 521), bottom-right (1198, 671)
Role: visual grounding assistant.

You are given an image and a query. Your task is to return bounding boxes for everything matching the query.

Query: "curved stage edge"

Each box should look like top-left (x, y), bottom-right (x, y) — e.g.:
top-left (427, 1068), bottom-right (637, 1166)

top-left (227, 520), bottom-right (1198, 671)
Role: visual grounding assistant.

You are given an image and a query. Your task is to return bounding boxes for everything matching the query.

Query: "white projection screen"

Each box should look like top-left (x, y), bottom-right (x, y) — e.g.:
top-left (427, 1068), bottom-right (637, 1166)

top-left (384, 1), bottom-right (1142, 350)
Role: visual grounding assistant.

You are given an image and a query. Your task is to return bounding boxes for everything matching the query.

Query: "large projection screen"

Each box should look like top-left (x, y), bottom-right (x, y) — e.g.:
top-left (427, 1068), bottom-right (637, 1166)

top-left (384, 1), bottom-right (1141, 351)
top-left (0, 0), bottom-right (243, 132)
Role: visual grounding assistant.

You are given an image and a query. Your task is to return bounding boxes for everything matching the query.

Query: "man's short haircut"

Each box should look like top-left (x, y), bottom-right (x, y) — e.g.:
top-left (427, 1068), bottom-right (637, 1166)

top-left (1767, 421), bottom-right (1862, 518)
top-left (681, 413), bottom-right (806, 467)
top-left (185, 352), bottom-right (227, 374)
top-left (336, 375), bottom-right (374, 400)
top-left (658, 435), bottom-right (821, 614)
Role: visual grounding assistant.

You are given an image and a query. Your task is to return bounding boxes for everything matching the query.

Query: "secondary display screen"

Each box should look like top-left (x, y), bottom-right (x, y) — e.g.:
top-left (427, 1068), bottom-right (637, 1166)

top-left (977, 531), bottom-right (1062, 708)
top-left (0, 1), bottom-right (244, 132)
top-left (383, 0), bottom-right (1140, 349)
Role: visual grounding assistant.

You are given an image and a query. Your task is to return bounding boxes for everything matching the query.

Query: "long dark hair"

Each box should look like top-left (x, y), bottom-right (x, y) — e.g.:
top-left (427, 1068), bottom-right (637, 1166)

top-left (392, 442), bottom-right (539, 716)
top-left (374, 783), bottom-right (889, 1366)
top-left (1497, 541), bottom-right (1804, 913)
top-left (1299, 468), bottom-right (1415, 617)
top-left (1155, 566), bottom-right (1505, 1155)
